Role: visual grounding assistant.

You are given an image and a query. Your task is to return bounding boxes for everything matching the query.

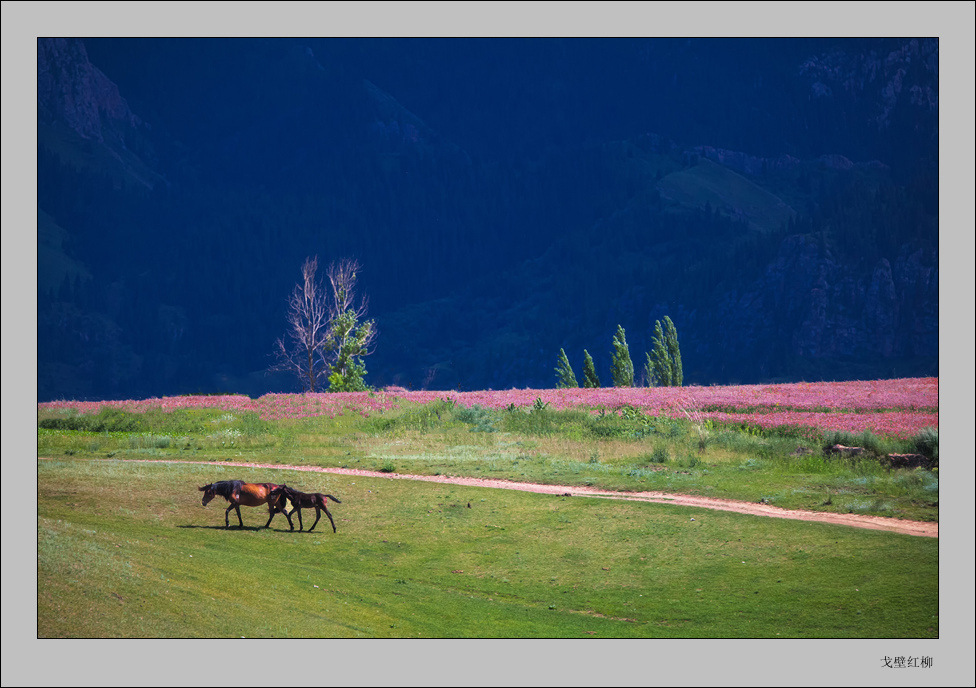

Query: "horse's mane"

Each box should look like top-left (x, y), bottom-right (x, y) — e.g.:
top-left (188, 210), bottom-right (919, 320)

top-left (210, 480), bottom-right (244, 497)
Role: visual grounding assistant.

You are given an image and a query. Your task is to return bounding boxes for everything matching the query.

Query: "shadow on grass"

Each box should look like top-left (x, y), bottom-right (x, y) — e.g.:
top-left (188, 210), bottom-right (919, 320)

top-left (177, 524), bottom-right (297, 532)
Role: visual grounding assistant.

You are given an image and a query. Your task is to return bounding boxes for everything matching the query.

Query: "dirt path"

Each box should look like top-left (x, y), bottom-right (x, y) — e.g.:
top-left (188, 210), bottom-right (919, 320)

top-left (41, 457), bottom-right (938, 538)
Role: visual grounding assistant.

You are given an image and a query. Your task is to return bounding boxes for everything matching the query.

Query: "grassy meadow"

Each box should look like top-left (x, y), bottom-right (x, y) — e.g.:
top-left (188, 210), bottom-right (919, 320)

top-left (35, 388), bottom-right (939, 638)
top-left (37, 390), bottom-right (940, 521)
top-left (38, 458), bottom-right (937, 639)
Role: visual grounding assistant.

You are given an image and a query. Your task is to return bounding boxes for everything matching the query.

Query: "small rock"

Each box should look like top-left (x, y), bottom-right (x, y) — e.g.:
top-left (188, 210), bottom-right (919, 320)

top-left (885, 453), bottom-right (934, 469)
top-left (826, 444), bottom-right (863, 457)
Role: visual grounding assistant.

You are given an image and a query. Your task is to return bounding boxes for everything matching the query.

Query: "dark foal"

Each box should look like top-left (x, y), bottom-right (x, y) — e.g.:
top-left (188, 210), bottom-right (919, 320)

top-left (271, 484), bottom-right (342, 533)
top-left (199, 480), bottom-right (293, 529)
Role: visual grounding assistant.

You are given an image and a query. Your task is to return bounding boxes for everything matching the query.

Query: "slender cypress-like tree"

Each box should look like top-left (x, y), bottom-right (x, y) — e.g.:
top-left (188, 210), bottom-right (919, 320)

top-left (555, 348), bottom-right (579, 388)
top-left (610, 324), bottom-right (635, 387)
top-left (646, 317), bottom-right (683, 386)
top-left (643, 351), bottom-right (656, 388)
top-left (648, 319), bottom-right (672, 387)
top-left (582, 349), bottom-right (600, 388)
top-left (663, 316), bottom-right (683, 387)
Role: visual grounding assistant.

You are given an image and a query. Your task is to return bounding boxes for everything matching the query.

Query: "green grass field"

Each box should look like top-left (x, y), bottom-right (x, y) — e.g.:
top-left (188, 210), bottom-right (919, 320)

top-left (37, 457), bottom-right (937, 639)
top-left (37, 401), bottom-right (941, 522)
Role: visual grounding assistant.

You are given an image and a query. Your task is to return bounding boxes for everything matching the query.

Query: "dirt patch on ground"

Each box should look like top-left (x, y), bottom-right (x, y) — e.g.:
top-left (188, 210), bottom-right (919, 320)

top-left (43, 457), bottom-right (938, 538)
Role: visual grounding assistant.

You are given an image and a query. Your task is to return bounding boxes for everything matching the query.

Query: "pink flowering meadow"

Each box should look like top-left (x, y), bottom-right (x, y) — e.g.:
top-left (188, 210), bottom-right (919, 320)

top-left (37, 392), bottom-right (404, 422)
top-left (38, 377), bottom-right (937, 439)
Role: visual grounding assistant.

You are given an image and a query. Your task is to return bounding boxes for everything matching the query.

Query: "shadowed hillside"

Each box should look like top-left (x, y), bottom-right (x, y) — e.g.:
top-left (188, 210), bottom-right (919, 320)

top-left (37, 38), bottom-right (938, 399)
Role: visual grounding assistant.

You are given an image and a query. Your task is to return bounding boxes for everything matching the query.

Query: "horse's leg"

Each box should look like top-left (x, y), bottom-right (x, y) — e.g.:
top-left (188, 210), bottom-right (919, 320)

top-left (294, 506), bottom-right (304, 531)
top-left (225, 503), bottom-right (233, 528)
top-left (282, 505), bottom-right (296, 531)
top-left (323, 505), bottom-right (337, 533)
top-left (264, 496), bottom-right (281, 528)
top-left (266, 499), bottom-right (293, 529)
top-left (235, 504), bottom-right (244, 528)
top-left (308, 506), bottom-right (322, 533)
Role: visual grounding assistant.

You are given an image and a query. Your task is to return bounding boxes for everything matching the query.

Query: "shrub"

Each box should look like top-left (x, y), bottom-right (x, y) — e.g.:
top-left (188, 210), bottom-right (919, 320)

top-left (39, 407), bottom-right (143, 433)
top-left (821, 429), bottom-right (886, 456)
top-left (365, 401), bottom-right (451, 435)
top-left (128, 434), bottom-right (179, 450)
top-left (453, 404), bottom-right (497, 433)
top-left (912, 427), bottom-right (939, 460)
top-left (236, 411), bottom-right (272, 436)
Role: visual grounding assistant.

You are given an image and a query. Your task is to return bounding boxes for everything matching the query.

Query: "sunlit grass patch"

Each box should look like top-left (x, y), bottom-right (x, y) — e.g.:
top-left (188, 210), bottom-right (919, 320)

top-left (38, 459), bottom-right (938, 638)
top-left (38, 384), bottom-right (938, 521)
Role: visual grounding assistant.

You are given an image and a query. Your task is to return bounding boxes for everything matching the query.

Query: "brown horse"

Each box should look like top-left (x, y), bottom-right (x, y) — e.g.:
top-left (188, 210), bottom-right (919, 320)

top-left (270, 484), bottom-right (342, 533)
top-left (199, 480), bottom-right (294, 529)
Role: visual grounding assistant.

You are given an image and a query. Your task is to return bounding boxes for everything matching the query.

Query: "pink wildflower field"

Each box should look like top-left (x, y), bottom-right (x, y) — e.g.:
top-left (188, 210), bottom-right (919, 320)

top-left (38, 377), bottom-right (938, 439)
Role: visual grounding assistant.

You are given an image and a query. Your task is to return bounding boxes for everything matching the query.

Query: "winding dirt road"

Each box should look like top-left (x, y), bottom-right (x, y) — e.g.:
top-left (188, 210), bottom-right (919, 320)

top-left (57, 457), bottom-right (936, 538)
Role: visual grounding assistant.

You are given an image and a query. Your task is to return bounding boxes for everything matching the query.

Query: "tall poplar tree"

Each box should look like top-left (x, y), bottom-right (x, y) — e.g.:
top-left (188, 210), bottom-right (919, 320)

top-left (646, 316), bottom-right (683, 387)
top-left (610, 324), bottom-right (635, 387)
top-left (555, 348), bottom-right (579, 388)
top-left (582, 349), bottom-right (600, 388)
top-left (663, 316), bottom-right (683, 387)
top-left (648, 319), bottom-right (672, 387)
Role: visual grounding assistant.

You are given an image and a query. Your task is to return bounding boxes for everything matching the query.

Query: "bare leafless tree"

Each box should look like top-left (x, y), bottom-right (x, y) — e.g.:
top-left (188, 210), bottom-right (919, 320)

top-left (272, 256), bottom-right (376, 392)
top-left (325, 258), bottom-right (366, 323)
top-left (272, 256), bottom-right (331, 392)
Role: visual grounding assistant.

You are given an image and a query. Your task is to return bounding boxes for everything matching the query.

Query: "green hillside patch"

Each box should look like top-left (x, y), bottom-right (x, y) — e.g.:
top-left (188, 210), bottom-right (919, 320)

top-left (656, 158), bottom-right (796, 233)
top-left (38, 459), bottom-right (938, 638)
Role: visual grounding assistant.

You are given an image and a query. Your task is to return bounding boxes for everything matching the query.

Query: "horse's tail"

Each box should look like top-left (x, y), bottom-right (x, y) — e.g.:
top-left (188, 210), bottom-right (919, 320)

top-left (326, 494), bottom-right (341, 504)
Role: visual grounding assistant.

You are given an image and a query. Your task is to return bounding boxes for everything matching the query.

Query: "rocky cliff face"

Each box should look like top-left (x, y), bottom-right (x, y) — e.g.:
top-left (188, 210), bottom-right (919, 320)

top-left (798, 38), bottom-right (939, 131)
top-left (730, 235), bottom-right (937, 367)
top-left (38, 37), bottom-right (162, 190)
top-left (37, 37), bottom-right (143, 143)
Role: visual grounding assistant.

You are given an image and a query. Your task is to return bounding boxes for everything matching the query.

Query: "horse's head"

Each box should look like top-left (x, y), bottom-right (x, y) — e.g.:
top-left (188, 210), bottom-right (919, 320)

top-left (269, 484), bottom-right (292, 511)
top-left (199, 484), bottom-right (216, 506)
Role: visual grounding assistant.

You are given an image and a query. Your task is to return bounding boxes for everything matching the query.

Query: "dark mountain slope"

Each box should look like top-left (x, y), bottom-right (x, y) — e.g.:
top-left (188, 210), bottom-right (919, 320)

top-left (370, 138), bottom-right (937, 390)
top-left (37, 38), bottom-right (938, 400)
